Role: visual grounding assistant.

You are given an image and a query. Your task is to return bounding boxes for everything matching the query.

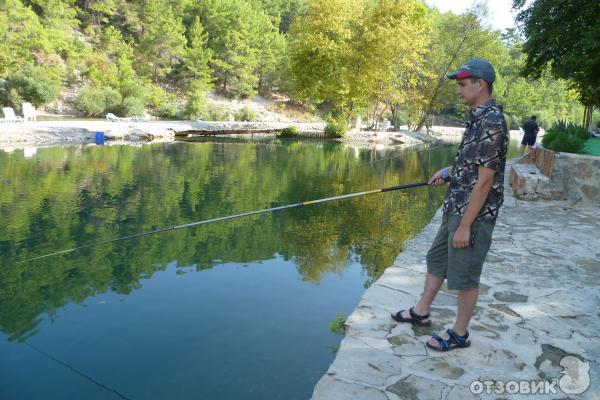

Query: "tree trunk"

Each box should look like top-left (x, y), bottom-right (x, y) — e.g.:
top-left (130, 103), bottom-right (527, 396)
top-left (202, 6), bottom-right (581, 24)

top-left (415, 78), bottom-right (444, 132)
top-left (583, 105), bottom-right (593, 129)
top-left (345, 100), bottom-right (354, 121)
top-left (376, 104), bottom-right (388, 130)
top-left (390, 104), bottom-right (399, 131)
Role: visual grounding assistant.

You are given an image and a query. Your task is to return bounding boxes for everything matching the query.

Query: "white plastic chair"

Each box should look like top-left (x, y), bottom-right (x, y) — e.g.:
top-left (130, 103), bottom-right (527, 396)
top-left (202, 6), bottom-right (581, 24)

top-left (22, 102), bottom-right (37, 122)
top-left (2, 107), bottom-right (24, 123)
top-left (106, 113), bottom-right (124, 121)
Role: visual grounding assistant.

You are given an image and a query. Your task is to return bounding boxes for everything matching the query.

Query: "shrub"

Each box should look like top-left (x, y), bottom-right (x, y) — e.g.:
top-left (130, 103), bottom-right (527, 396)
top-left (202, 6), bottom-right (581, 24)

top-left (324, 114), bottom-right (348, 138)
top-left (77, 86), bottom-right (122, 116)
top-left (544, 133), bottom-right (585, 153)
top-left (145, 84), bottom-right (173, 109)
top-left (183, 80), bottom-right (208, 120)
top-left (4, 65), bottom-right (62, 107)
top-left (202, 104), bottom-right (230, 121)
top-left (278, 126), bottom-right (299, 138)
top-left (234, 106), bottom-right (257, 122)
top-left (156, 102), bottom-right (178, 119)
top-left (542, 120), bottom-right (587, 153)
top-left (329, 314), bottom-right (346, 335)
top-left (504, 113), bottom-right (520, 130)
top-left (120, 96), bottom-right (145, 116)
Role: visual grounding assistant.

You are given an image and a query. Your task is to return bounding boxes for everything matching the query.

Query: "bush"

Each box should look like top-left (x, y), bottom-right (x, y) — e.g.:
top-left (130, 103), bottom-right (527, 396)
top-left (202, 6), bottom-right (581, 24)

top-left (542, 120), bottom-right (587, 153)
top-left (278, 126), bottom-right (299, 138)
top-left (324, 114), bottom-right (348, 138)
top-left (4, 65), bottom-right (62, 107)
top-left (202, 104), bottom-right (230, 121)
top-left (183, 80), bottom-right (208, 120)
top-left (329, 314), bottom-right (346, 335)
top-left (156, 102), bottom-right (178, 119)
top-left (543, 133), bottom-right (585, 153)
top-left (77, 86), bottom-right (122, 116)
top-left (120, 96), bottom-right (145, 116)
top-left (234, 106), bottom-right (257, 122)
top-left (504, 113), bottom-right (520, 130)
top-left (145, 84), bottom-right (173, 109)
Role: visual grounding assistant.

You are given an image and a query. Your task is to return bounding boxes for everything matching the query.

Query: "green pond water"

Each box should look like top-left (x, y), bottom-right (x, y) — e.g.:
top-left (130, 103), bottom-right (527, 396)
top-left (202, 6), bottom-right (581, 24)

top-left (0, 138), bottom-right (518, 399)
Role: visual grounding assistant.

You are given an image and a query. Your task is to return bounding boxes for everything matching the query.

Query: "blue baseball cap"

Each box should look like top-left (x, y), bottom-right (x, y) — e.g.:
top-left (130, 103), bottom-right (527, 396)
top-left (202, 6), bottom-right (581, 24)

top-left (447, 58), bottom-right (496, 83)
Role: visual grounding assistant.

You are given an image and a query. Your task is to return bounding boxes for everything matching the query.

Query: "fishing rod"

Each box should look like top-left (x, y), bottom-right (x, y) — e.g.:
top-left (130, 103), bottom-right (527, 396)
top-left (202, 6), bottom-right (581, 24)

top-left (18, 177), bottom-right (449, 264)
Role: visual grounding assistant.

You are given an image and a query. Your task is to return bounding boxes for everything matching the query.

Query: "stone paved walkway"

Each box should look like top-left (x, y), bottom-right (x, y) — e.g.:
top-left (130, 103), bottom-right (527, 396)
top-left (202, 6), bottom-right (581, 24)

top-left (311, 161), bottom-right (599, 400)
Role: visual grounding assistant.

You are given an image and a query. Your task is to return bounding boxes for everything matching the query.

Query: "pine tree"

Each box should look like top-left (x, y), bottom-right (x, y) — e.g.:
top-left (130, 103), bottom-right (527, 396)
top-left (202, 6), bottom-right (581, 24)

top-left (183, 16), bottom-right (213, 86)
top-left (138, 0), bottom-right (187, 83)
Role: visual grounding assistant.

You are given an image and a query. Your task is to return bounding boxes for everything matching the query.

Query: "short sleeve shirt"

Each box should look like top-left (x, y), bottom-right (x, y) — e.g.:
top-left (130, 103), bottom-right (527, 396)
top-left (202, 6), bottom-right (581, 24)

top-left (522, 120), bottom-right (539, 136)
top-left (442, 99), bottom-right (509, 223)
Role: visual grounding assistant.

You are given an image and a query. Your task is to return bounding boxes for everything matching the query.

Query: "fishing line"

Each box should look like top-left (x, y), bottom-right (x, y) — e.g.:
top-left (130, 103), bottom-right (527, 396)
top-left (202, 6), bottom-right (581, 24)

top-left (18, 178), bottom-right (448, 264)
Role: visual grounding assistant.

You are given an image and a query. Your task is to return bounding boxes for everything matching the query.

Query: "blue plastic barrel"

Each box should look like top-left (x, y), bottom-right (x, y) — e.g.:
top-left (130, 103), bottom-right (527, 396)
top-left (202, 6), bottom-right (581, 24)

top-left (95, 131), bottom-right (105, 145)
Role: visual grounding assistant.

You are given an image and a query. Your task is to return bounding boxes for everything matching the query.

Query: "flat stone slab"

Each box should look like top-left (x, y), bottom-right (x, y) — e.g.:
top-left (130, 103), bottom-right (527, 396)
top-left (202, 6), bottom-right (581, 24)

top-left (311, 161), bottom-right (600, 400)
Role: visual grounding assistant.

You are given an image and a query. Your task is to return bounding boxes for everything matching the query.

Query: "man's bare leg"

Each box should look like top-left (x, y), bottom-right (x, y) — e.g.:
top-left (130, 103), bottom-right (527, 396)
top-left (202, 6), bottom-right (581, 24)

top-left (398, 273), bottom-right (444, 321)
top-left (520, 144), bottom-right (526, 155)
top-left (427, 287), bottom-right (479, 346)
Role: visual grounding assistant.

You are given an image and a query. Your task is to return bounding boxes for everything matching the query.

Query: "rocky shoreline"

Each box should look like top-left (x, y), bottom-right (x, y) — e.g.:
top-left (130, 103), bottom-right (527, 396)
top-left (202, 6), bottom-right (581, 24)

top-left (0, 118), bottom-right (525, 151)
top-left (0, 119), bottom-right (444, 149)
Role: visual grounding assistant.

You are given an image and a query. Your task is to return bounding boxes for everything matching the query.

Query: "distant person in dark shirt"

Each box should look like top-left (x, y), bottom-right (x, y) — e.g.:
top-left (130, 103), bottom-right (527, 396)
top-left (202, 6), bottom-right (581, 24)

top-left (520, 115), bottom-right (540, 155)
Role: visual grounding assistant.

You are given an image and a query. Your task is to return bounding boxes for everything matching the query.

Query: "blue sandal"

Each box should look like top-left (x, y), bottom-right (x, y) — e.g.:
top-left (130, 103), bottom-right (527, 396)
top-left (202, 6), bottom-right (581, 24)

top-left (426, 329), bottom-right (471, 352)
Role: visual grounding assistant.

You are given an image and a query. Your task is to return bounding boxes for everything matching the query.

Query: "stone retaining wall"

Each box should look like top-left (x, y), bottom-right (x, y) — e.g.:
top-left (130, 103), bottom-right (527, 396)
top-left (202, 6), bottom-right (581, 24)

top-left (511, 148), bottom-right (600, 203)
top-left (551, 152), bottom-right (600, 202)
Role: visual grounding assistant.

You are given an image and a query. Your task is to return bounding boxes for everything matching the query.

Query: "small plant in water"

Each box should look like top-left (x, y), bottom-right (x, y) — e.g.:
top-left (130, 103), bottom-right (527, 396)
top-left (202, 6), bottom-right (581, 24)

top-left (278, 126), bottom-right (300, 138)
top-left (329, 314), bottom-right (347, 336)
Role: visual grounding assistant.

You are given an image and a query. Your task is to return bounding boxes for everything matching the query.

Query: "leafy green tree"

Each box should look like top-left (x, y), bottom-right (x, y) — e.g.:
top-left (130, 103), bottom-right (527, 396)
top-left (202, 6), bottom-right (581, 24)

top-left (2, 64), bottom-right (62, 107)
top-left (360, 0), bottom-right (430, 129)
top-left (76, 85), bottom-right (122, 115)
top-left (260, 0), bottom-right (307, 32)
top-left (289, 0), bottom-right (367, 113)
top-left (182, 16), bottom-right (213, 86)
top-left (198, 0), bottom-right (280, 97)
top-left (138, 0), bottom-right (187, 82)
top-left (0, 0), bottom-right (50, 78)
top-left (183, 80), bottom-right (208, 119)
top-left (411, 4), bottom-right (508, 131)
top-left (514, 0), bottom-right (600, 127)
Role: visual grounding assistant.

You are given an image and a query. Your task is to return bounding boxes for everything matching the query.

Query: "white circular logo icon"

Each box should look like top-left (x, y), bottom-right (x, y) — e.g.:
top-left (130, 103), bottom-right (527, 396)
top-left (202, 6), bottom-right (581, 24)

top-left (559, 356), bottom-right (591, 395)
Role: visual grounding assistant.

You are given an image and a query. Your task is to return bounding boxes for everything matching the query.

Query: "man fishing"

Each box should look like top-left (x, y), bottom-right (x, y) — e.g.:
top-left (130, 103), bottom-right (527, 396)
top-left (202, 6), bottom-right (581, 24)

top-left (391, 58), bottom-right (509, 352)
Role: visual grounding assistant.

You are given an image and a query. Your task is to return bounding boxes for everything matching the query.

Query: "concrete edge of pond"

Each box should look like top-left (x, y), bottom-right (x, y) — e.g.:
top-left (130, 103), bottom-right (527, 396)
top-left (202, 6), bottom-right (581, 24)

top-left (311, 160), bottom-right (600, 400)
top-left (0, 120), bottom-right (326, 148)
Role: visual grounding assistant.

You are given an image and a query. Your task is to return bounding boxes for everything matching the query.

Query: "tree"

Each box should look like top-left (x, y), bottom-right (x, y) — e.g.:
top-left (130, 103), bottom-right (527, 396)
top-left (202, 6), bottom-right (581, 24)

top-left (183, 79), bottom-right (209, 119)
top-left (0, 0), bottom-right (50, 78)
top-left (514, 0), bottom-right (600, 128)
top-left (199, 0), bottom-right (276, 97)
top-left (359, 0), bottom-right (430, 130)
top-left (138, 0), bottom-right (187, 83)
top-left (412, 3), bottom-right (506, 131)
top-left (182, 15), bottom-right (213, 86)
top-left (288, 0), bottom-right (366, 113)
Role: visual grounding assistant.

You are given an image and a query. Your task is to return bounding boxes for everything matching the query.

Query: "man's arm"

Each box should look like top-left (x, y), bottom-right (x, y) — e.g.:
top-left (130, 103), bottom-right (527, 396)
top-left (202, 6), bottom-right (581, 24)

top-left (452, 166), bottom-right (495, 248)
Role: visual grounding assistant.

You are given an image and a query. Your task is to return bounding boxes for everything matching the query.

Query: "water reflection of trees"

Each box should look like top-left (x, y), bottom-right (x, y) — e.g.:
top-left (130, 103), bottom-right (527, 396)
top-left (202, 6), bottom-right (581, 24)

top-left (0, 141), bottom-right (455, 341)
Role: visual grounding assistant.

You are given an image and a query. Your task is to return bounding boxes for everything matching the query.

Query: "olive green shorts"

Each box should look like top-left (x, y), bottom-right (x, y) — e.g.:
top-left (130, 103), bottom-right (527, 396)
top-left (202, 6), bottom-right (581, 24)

top-left (426, 214), bottom-right (495, 290)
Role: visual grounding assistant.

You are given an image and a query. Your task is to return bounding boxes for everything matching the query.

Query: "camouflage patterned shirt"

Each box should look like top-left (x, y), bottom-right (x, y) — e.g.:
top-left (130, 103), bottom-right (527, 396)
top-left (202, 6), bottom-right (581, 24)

top-left (442, 99), bottom-right (509, 223)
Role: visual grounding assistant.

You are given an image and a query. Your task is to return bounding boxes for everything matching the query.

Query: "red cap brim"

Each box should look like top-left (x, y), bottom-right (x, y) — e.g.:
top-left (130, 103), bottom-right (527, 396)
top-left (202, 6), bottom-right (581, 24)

top-left (456, 71), bottom-right (472, 79)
